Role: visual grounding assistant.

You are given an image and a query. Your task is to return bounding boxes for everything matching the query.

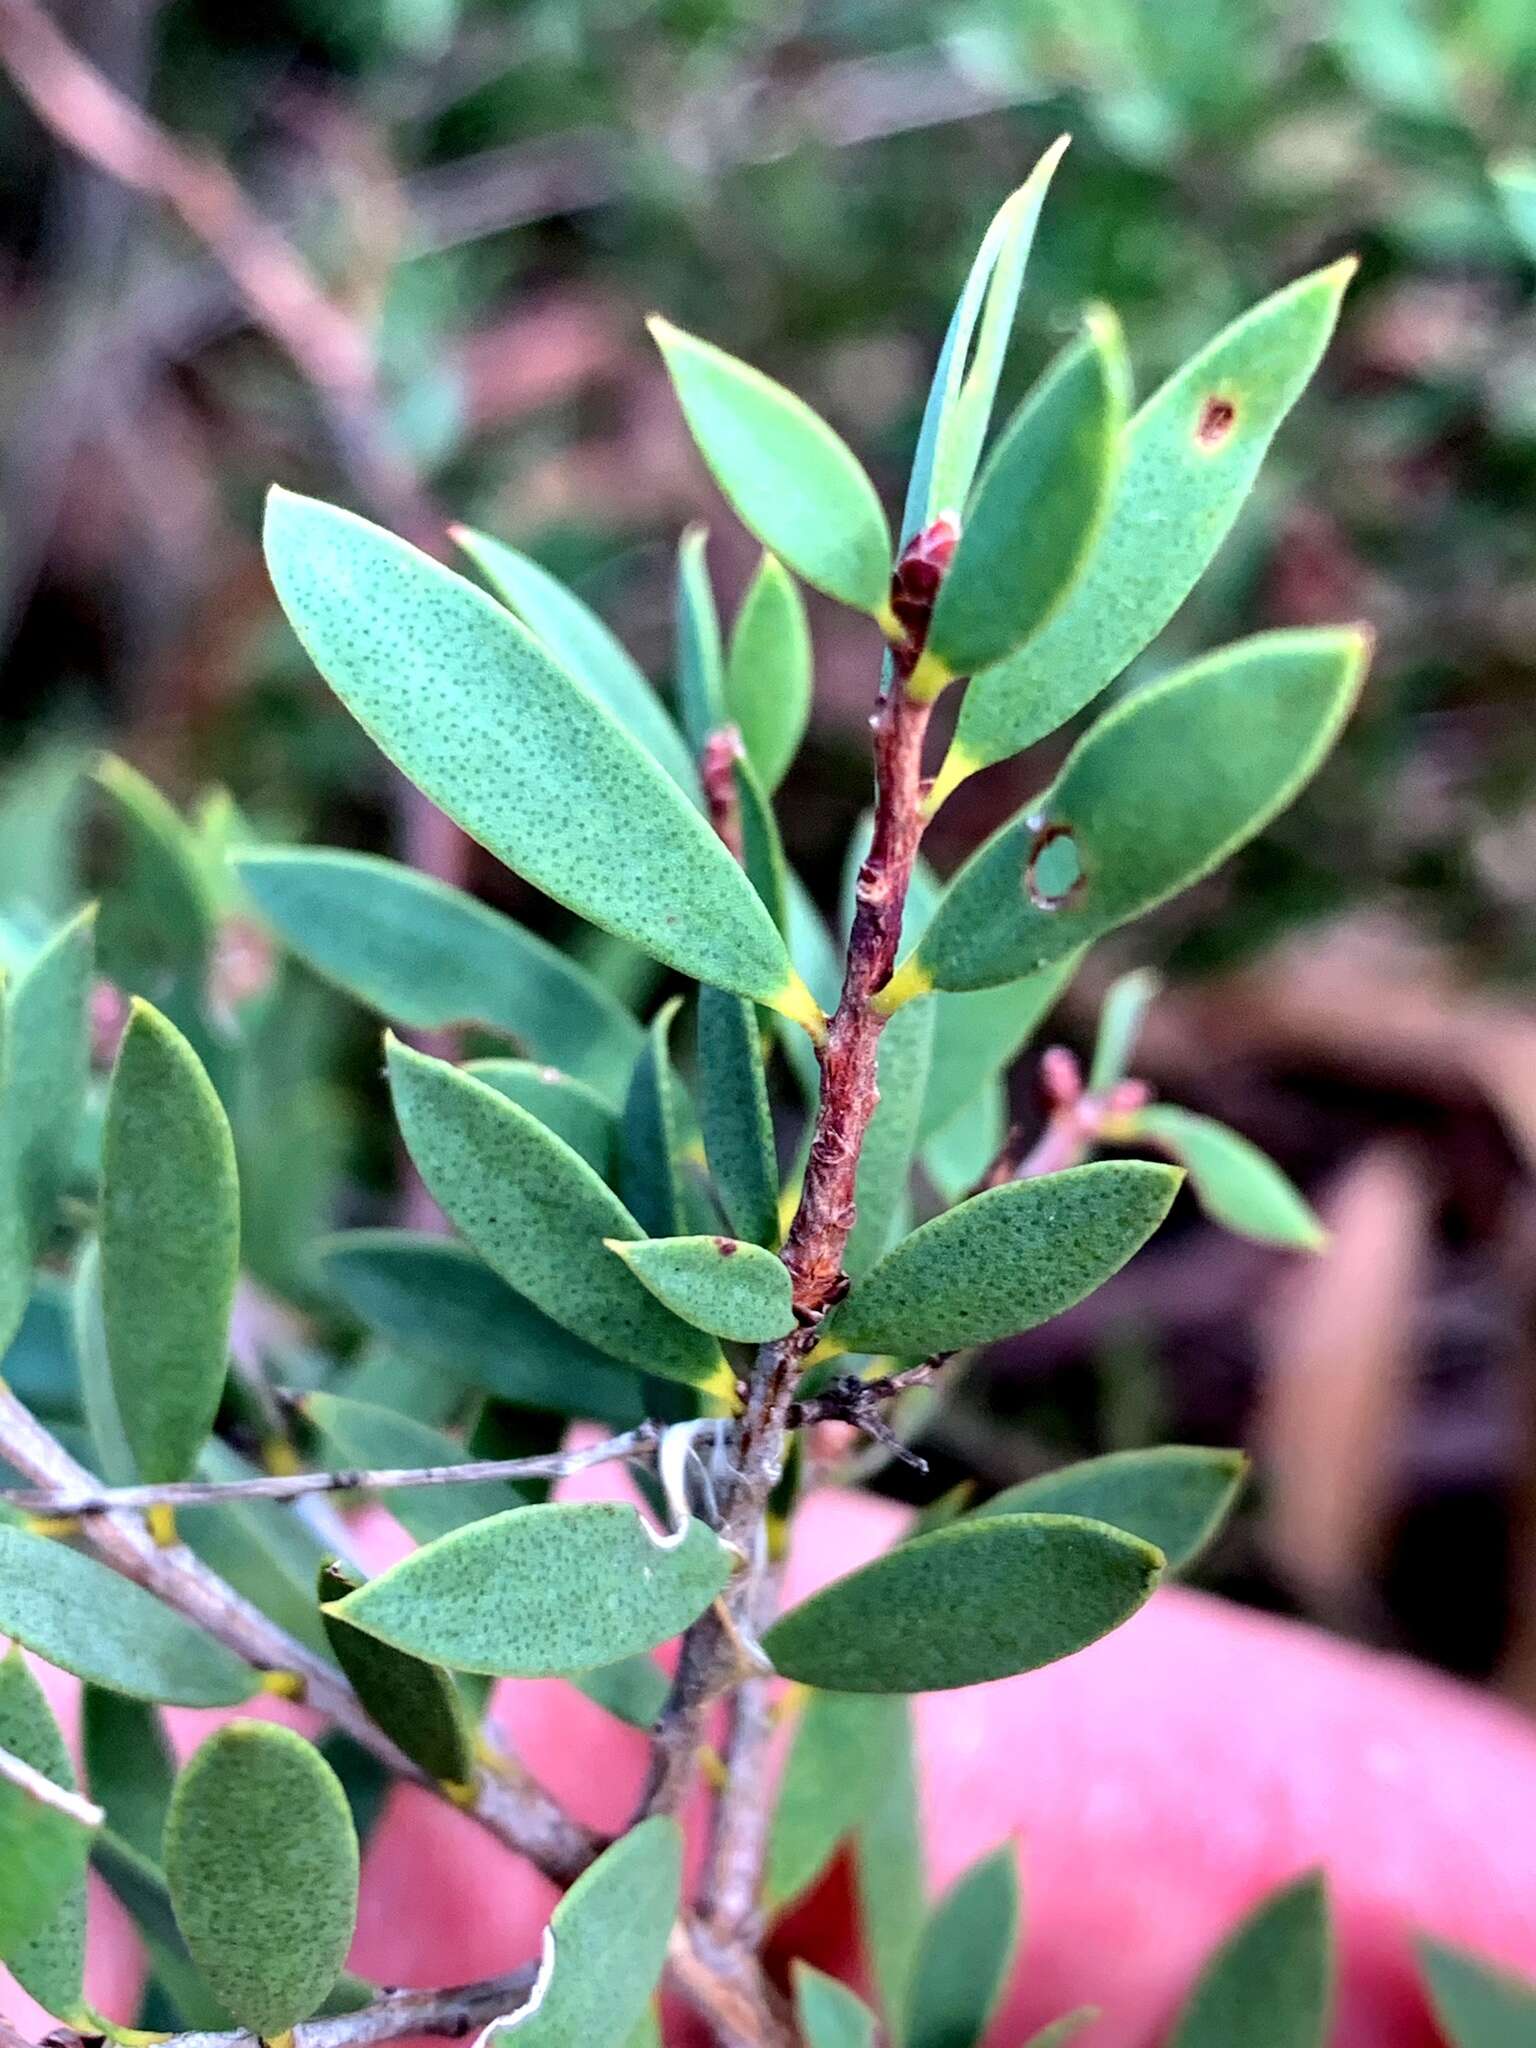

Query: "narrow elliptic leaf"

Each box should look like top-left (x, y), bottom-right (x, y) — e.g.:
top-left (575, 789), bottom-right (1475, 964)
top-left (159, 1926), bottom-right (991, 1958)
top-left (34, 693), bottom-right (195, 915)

top-left (924, 317), bottom-right (1127, 687)
top-left (482, 1817), bottom-right (681, 2048)
top-left (844, 995), bottom-right (935, 1280)
top-left (856, 1699), bottom-right (925, 2041)
top-left (0, 1647), bottom-right (91, 2013)
top-left (921, 1083), bottom-right (1006, 1206)
top-left (696, 988), bottom-right (780, 1248)
top-left (795, 1964), bottom-right (877, 2048)
top-left (826, 1163), bottom-right (1180, 1357)
top-left (451, 526), bottom-right (697, 794)
top-left (1129, 1106), bottom-right (1327, 1251)
top-left (1168, 1873), bottom-right (1333, 2048)
top-left (466, 1059), bottom-right (618, 1175)
top-left (779, 869), bottom-right (842, 1103)
top-left (675, 525), bottom-right (727, 751)
top-left (908, 139), bottom-right (1071, 540)
top-left (320, 1233), bottom-right (645, 1428)
top-left (764, 1513), bottom-right (1162, 1693)
top-left (648, 318), bottom-right (892, 616)
top-left (570, 1653), bottom-right (669, 1731)
top-left (726, 554), bottom-right (813, 793)
top-left (976, 1447), bottom-right (1247, 1573)
top-left (328, 1502), bottom-right (734, 1676)
top-left (304, 1391), bottom-right (530, 1547)
top-left (736, 746), bottom-right (791, 937)
top-left (0, 1526), bottom-right (255, 1706)
top-left (101, 1000), bottom-right (239, 1483)
top-left (263, 491), bottom-right (800, 1015)
top-left (92, 753), bottom-right (217, 986)
top-left (237, 848), bottom-right (642, 1100)
top-left (1087, 967), bottom-right (1160, 1093)
top-left (766, 1691), bottom-right (906, 1912)
top-left (165, 1723), bottom-right (359, 2038)
top-left (608, 1235), bottom-right (794, 1343)
top-left (0, 905), bottom-right (94, 1257)
top-left (918, 953), bottom-right (1079, 1143)
top-left (619, 998), bottom-right (688, 1240)
top-left (320, 1562), bottom-right (475, 1786)
top-left (905, 1845), bottom-right (1020, 2048)
top-left (82, 1687), bottom-right (176, 1867)
top-left (941, 261), bottom-right (1357, 794)
top-left (1420, 1934), bottom-right (1536, 2046)
top-left (903, 629), bottom-right (1367, 997)
top-left (387, 1042), bottom-right (728, 1393)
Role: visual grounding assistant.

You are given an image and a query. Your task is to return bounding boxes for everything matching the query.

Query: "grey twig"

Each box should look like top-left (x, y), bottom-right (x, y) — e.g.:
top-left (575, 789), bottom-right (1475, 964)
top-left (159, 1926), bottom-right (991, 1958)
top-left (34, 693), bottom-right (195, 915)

top-left (0, 1741), bottom-right (104, 1830)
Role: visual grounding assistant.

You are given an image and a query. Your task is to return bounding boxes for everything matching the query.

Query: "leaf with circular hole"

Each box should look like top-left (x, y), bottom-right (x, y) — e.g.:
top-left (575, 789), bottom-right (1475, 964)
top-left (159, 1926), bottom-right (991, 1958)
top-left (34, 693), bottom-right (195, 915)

top-left (975, 1446), bottom-right (1247, 1572)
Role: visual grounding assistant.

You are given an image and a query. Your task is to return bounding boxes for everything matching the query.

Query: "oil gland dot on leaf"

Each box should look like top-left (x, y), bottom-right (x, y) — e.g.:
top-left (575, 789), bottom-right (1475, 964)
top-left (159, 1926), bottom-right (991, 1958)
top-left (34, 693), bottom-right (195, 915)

top-left (1024, 823), bottom-right (1085, 911)
top-left (1196, 393), bottom-right (1238, 450)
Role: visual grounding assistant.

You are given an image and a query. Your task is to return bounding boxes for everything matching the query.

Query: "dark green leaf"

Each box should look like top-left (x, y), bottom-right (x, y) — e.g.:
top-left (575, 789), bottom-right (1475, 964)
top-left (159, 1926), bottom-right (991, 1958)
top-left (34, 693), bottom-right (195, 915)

top-left (1129, 1106), bottom-right (1326, 1251)
top-left (766, 1512), bottom-right (1161, 1693)
top-left (675, 524), bottom-right (727, 751)
top-left (569, 1654), bottom-right (668, 1731)
top-left (697, 988), bottom-right (780, 1249)
top-left (0, 1646), bottom-right (91, 2015)
top-left (92, 754), bottom-right (217, 989)
top-left (465, 1060), bottom-right (618, 1176)
top-left (845, 995), bottom-right (935, 1279)
top-left (1420, 1935), bottom-right (1536, 2046)
top-left (328, 1501), bottom-right (735, 1676)
top-left (609, 1234), bottom-right (793, 1343)
top-left (855, 1698), bottom-right (925, 2040)
top-left (165, 1723), bottom-right (359, 2037)
top-left (305, 1391), bottom-right (530, 1546)
top-left (726, 554), bottom-right (812, 793)
top-left (82, 1687), bottom-right (176, 1866)
top-left (736, 747), bottom-right (791, 938)
top-left (974, 1446), bottom-right (1246, 1572)
top-left (795, 1964), bottom-right (877, 2048)
top-left (320, 1561), bottom-right (475, 1786)
top-left (619, 998), bottom-right (688, 1240)
top-left (1168, 1873), bottom-right (1333, 2048)
top-left (826, 1163), bottom-right (1179, 1357)
top-left (91, 1828), bottom-right (234, 2031)
top-left (766, 1691), bottom-right (907, 1911)
top-left (906, 1845), bottom-right (1020, 2048)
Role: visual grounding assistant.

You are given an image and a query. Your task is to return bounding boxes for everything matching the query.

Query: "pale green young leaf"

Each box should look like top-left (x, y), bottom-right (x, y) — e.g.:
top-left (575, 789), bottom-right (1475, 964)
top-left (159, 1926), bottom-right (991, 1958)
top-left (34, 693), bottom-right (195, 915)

top-left (608, 1235), bottom-right (793, 1344)
top-left (675, 524), bottom-right (727, 751)
top-left (795, 1964), bottom-right (877, 2048)
top-left (1087, 967), bottom-right (1160, 1092)
top-left (465, 1059), bottom-right (617, 1176)
top-left (764, 1512), bottom-right (1162, 1693)
top-left (826, 1163), bottom-right (1180, 1357)
top-left (856, 1699), bottom-right (925, 2041)
top-left (320, 1233), bottom-right (645, 1428)
top-left (906, 1845), bottom-right (1020, 2048)
top-left (765, 1691), bottom-right (906, 1913)
top-left (844, 995), bottom-right (935, 1280)
top-left (924, 317), bottom-right (1127, 688)
top-left (1168, 1873), bottom-right (1332, 2048)
top-left (327, 1502), bottom-right (734, 1676)
top-left (901, 629), bottom-right (1367, 997)
top-left (1129, 1106), bottom-right (1327, 1251)
top-left (320, 1561), bottom-right (475, 1787)
top-left (649, 318), bottom-right (892, 616)
top-left (304, 1391), bottom-right (530, 1547)
top-left (263, 491), bottom-right (806, 1021)
top-left (165, 1723), bottom-right (359, 2038)
top-left (726, 553), bottom-right (812, 793)
top-left (696, 988), bottom-right (780, 1249)
top-left (940, 261), bottom-right (1357, 796)
top-left (82, 1687), bottom-right (176, 1868)
top-left (1420, 1935), bottom-right (1536, 2046)
top-left (975, 1446), bottom-right (1246, 1573)
top-left (236, 848), bottom-right (642, 1101)
top-left (482, 1817), bottom-right (681, 2048)
top-left (569, 1653), bottom-right (668, 1731)
top-left (101, 1000), bottom-right (239, 1483)
top-left (387, 1041), bottom-right (729, 1394)
top-left (619, 998), bottom-right (688, 1240)
top-left (919, 954), bottom-right (1079, 1144)
top-left (450, 525), bottom-right (698, 794)
top-left (0, 1646), bottom-right (91, 2015)
top-left (0, 1526), bottom-right (256, 1706)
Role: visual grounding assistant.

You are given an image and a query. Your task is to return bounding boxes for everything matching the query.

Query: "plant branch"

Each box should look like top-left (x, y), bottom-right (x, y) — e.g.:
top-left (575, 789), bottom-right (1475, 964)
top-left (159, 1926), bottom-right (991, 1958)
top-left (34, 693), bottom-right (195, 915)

top-left (0, 1741), bottom-right (105, 1829)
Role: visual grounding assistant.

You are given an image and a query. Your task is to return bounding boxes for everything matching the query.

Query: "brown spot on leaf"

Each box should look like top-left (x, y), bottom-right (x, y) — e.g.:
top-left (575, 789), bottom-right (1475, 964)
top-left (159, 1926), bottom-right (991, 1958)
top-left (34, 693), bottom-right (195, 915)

top-left (714, 1236), bottom-right (738, 1255)
top-left (1196, 394), bottom-right (1238, 448)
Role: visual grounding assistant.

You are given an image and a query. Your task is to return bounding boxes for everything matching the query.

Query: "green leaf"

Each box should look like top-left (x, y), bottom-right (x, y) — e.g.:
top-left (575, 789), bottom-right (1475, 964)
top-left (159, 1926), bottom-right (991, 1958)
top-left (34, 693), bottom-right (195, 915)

top-left (0, 1646), bottom-right (91, 2015)
top-left (608, 1235), bottom-right (793, 1343)
top-left (305, 1391), bottom-right (530, 1547)
top-left (237, 848), bottom-right (642, 1101)
top-left (736, 746), bottom-right (791, 938)
top-left (482, 1817), bottom-right (680, 2048)
top-left (923, 317), bottom-right (1127, 689)
top-left (675, 524), bottom-right (727, 751)
top-left (908, 140), bottom-right (1071, 540)
top-left (0, 1278), bottom-right (77, 1422)
top-left (0, 906), bottom-right (94, 1260)
top-left (906, 1845), bottom-right (1020, 2048)
top-left (696, 988), bottom-right (780, 1248)
top-left (92, 754), bottom-right (217, 989)
top-left (919, 955), bottom-right (1078, 1145)
top-left (569, 1653), bottom-right (668, 1731)
top-left (387, 1041), bottom-right (730, 1395)
top-left (327, 1501), bottom-right (735, 1676)
top-left (795, 1964), bottom-right (877, 2048)
top-left (1128, 1106), bottom-right (1327, 1251)
top-left (901, 629), bottom-right (1367, 997)
top-left (1168, 1873), bottom-right (1333, 2048)
top-left (101, 1000), bottom-right (239, 1483)
top-left (320, 1561), bottom-right (475, 1786)
top-left (921, 1084), bottom-right (1006, 1206)
top-left (974, 1446), bottom-right (1246, 1572)
top-left (845, 995), bottom-right (935, 1280)
top-left (178, 1440), bottom-right (332, 1662)
top-left (92, 1827), bottom-right (235, 2031)
top-left (649, 318), bottom-right (892, 617)
top-left (72, 1236), bottom-right (137, 1487)
top-left (941, 261), bottom-right (1357, 795)
top-left (1020, 2013), bottom-right (1099, 2047)
top-left (726, 553), bottom-right (812, 793)
top-left (766, 1691), bottom-right (906, 1912)
top-left (619, 998), bottom-right (688, 1240)
top-left (464, 1060), bottom-right (617, 1176)
top-left (320, 1233), bottom-right (645, 1428)
top-left (764, 1512), bottom-right (1162, 1693)
top-left (1420, 1935), bottom-right (1536, 2046)
top-left (825, 1163), bottom-right (1180, 1357)
top-left (1493, 155), bottom-right (1536, 266)
top-left (451, 526), bottom-right (697, 795)
top-left (1087, 967), bottom-right (1160, 1093)
top-left (164, 1723), bottom-right (359, 2038)
top-left (0, 1525), bottom-right (255, 1706)
top-left (263, 491), bottom-right (805, 1020)
top-left (82, 1687), bottom-right (176, 1866)
top-left (855, 1699), bottom-right (925, 2041)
